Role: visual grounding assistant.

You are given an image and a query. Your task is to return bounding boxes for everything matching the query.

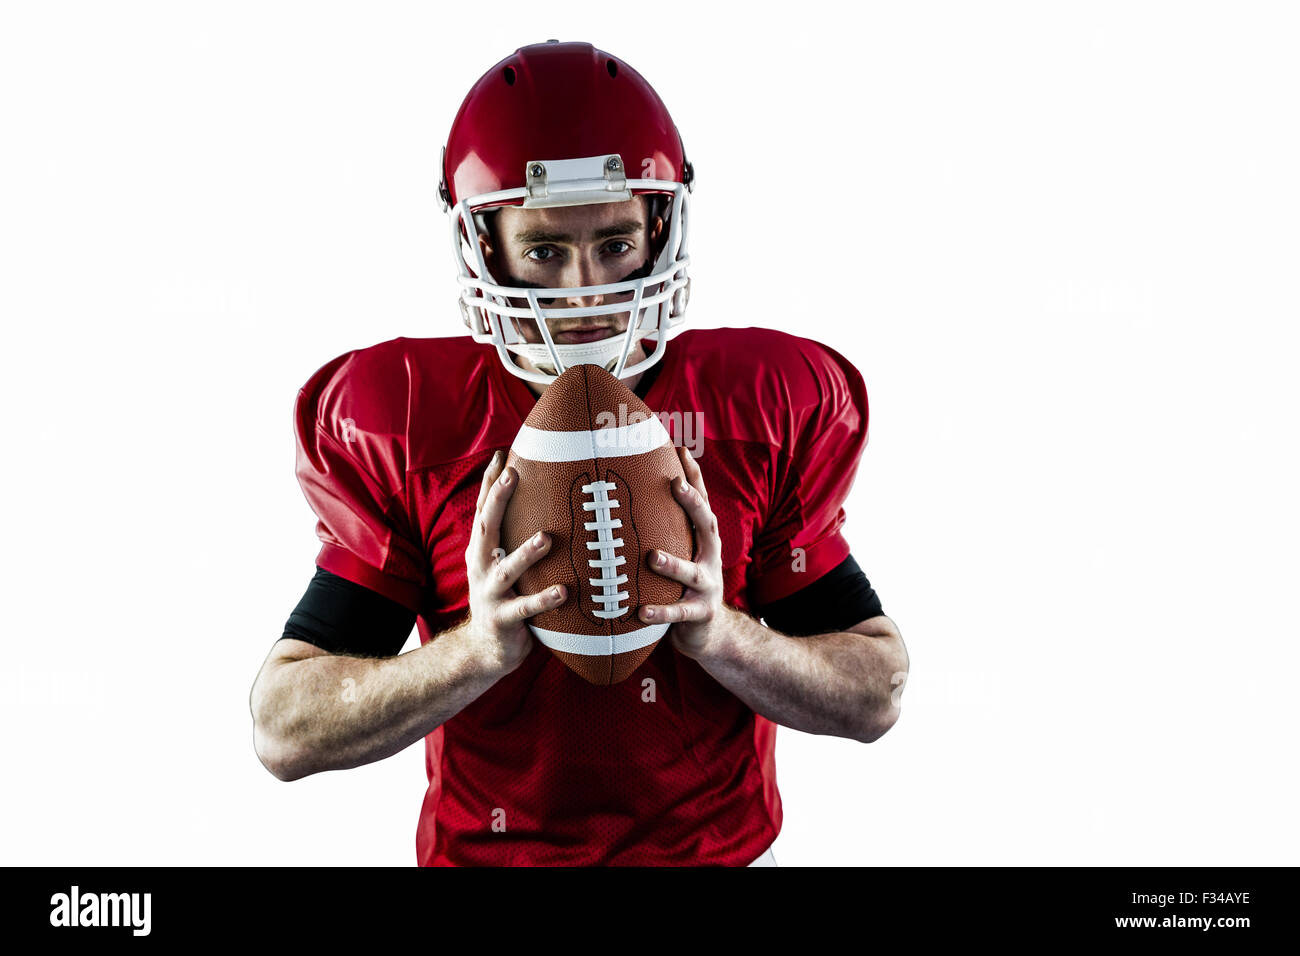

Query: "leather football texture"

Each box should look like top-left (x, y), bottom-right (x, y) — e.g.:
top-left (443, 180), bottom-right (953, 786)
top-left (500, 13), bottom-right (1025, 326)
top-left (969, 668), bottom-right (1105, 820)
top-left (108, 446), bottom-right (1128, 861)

top-left (502, 364), bottom-right (694, 685)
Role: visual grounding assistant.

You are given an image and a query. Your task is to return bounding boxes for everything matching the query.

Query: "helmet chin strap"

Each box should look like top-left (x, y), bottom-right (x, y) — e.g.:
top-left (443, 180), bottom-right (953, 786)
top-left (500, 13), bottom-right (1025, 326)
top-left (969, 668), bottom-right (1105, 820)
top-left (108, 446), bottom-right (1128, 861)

top-left (509, 320), bottom-right (652, 376)
top-left (528, 354), bottom-right (622, 377)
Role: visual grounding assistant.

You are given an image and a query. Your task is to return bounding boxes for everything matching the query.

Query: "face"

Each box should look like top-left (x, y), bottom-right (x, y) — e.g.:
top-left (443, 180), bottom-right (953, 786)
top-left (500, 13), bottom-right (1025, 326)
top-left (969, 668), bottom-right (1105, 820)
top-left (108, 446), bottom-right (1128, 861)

top-left (479, 197), bottom-right (664, 389)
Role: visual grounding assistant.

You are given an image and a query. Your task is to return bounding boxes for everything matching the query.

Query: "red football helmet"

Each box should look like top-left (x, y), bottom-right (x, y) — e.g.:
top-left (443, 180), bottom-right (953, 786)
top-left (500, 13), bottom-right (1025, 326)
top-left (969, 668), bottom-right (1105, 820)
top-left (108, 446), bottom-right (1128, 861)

top-left (440, 41), bottom-right (693, 384)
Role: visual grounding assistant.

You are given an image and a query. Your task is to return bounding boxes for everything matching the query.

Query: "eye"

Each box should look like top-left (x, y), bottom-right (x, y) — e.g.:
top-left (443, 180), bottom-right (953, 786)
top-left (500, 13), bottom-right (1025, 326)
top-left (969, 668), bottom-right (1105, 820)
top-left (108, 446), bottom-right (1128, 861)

top-left (605, 240), bottom-right (633, 255)
top-left (524, 246), bottom-right (558, 263)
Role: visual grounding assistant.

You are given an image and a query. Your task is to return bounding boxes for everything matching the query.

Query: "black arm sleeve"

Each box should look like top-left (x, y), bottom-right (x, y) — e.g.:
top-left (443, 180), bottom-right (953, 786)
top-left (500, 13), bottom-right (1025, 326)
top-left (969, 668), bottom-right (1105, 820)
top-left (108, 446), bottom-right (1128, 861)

top-left (280, 567), bottom-right (417, 657)
top-left (756, 554), bottom-right (885, 637)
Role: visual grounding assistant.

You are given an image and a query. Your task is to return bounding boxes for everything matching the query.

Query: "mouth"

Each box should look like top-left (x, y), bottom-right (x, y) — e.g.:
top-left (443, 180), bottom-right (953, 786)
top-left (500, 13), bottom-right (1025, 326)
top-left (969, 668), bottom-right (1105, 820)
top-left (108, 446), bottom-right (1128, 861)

top-left (552, 325), bottom-right (615, 344)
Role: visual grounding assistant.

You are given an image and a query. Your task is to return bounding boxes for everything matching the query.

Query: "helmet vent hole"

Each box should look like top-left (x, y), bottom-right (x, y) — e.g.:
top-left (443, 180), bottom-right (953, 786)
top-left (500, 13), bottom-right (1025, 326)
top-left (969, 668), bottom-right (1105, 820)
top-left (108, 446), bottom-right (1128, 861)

top-left (503, 66), bottom-right (516, 86)
top-left (606, 59), bottom-right (618, 79)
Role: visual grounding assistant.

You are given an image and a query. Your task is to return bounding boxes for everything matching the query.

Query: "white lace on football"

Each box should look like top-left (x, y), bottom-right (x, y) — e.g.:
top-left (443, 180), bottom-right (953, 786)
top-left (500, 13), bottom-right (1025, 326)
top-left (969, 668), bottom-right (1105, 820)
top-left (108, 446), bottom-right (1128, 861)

top-left (582, 480), bottom-right (629, 619)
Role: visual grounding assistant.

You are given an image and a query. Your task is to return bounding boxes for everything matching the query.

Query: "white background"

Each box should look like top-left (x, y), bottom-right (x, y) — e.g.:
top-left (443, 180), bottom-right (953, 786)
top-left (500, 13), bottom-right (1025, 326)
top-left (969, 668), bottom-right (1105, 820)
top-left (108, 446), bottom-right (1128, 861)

top-left (2, 1), bottom-right (1296, 866)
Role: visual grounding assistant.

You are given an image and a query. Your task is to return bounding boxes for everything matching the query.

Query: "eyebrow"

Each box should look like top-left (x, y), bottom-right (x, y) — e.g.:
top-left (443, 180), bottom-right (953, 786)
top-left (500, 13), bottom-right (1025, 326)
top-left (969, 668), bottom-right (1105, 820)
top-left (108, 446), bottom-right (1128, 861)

top-left (513, 219), bottom-right (644, 244)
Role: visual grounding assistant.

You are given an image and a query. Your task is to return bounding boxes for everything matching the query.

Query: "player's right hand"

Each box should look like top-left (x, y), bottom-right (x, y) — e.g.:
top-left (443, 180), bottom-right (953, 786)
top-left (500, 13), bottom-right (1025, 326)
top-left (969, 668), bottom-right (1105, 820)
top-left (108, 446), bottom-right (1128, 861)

top-left (463, 450), bottom-right (566, 674)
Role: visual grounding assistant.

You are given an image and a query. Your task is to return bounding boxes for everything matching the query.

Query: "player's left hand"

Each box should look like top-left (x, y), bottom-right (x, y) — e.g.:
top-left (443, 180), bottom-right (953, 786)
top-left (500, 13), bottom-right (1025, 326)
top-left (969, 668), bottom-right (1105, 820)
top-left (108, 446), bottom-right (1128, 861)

top-left (640, 445), bottom-right (725, 659)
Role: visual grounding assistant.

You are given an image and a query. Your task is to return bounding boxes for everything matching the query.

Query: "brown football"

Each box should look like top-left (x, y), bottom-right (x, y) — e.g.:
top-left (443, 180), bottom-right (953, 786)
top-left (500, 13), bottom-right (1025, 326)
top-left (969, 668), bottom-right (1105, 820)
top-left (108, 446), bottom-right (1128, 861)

top-left (502, 364), bottom-right (695, 685)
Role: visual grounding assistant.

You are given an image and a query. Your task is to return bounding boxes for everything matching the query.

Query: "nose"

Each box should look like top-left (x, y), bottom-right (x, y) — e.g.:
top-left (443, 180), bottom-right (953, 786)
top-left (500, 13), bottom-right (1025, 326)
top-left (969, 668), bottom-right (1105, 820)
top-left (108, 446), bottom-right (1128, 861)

top-left (560, 253), bottom-right (604, 313)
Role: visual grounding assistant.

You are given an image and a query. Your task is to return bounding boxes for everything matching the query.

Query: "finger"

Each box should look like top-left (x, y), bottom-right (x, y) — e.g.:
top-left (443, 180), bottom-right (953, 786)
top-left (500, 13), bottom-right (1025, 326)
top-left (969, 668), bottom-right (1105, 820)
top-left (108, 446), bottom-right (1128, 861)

top-left (647, 549), bottom-right (708, 590)
top-left (671, 477), bottom-right (721, 564)
top-left (639, 597), bottom-right (710, 624)
top-left (475, 464), bottom-right (516, 563)
top-left (499, 584), bottom-right (567, 624)
top-left (488, 531), bottom-right (552, 596)
top-left (475, 450), bottom-right (506, 514)
top-left (678, 445), bottom-right (708, 504)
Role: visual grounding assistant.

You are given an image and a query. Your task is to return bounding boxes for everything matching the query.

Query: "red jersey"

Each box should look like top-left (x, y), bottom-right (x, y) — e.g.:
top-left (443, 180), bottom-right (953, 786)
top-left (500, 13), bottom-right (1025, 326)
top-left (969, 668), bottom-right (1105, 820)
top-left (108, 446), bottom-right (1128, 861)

top-left (293, 327), bottom-right (870, 865)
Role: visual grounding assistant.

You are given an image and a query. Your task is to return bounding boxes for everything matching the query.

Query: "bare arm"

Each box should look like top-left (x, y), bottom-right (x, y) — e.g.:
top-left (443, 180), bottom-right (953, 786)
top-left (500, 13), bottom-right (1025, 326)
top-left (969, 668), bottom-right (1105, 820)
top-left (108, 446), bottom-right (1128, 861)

top-left (685, 610), bottom-right (908, 743)
top-left (251, 451), bottom-right (565, 781)
top-left (250, 626), bottom-right (511, 781)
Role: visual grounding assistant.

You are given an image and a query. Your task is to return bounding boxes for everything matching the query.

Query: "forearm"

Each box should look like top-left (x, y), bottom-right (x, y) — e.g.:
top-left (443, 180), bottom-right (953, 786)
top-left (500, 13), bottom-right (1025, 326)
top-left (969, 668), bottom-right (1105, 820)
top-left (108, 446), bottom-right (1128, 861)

top-left (252, 621), bottom-right (509, 780)
top-left (689, 606), bottom-right (905, 743)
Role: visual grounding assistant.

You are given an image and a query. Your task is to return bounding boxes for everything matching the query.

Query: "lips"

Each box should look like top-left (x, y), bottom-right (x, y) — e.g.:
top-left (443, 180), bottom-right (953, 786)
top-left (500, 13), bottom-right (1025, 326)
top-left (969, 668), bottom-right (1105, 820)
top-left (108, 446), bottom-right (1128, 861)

top-left (553, 326), bottom-right (614, 344)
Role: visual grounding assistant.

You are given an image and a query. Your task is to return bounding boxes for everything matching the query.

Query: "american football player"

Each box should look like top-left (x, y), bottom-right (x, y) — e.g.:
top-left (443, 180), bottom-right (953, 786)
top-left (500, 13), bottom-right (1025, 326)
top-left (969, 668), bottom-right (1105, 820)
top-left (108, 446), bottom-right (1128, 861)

top-left (250, 40), bottom-right (909, 867)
